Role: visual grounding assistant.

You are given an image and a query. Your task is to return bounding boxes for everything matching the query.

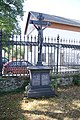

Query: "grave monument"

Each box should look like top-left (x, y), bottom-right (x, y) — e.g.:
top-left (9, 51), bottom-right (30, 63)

top-left (25, 13), bottom-right (55, 98)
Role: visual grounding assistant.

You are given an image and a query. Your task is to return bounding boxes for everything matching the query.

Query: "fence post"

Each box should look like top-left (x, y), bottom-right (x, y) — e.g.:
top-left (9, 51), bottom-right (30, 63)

top-left (56, 34), bottom-right (59, 74)
top-left (0, 30), bottom-right (2, 76)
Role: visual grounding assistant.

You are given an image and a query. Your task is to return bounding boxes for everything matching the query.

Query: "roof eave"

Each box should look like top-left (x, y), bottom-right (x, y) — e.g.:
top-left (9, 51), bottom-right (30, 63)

top-left (24, 12), bottom-right (31, 35)
top-left (24, 11), bottom-right (80, 34)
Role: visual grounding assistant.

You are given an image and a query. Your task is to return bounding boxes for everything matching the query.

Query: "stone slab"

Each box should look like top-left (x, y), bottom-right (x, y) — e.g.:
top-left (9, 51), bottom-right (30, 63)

top-left (25, 85), bottom-right (55, 98)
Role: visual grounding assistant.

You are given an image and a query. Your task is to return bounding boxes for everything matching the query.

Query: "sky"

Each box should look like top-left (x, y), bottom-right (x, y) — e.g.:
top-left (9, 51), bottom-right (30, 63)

top-left (20, 0), bottom-right (80, 39)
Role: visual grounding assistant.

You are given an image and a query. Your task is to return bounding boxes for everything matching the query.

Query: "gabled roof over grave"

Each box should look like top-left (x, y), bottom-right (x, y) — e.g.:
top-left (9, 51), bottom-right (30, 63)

top-left (24, 11), bottom-right (80, 34)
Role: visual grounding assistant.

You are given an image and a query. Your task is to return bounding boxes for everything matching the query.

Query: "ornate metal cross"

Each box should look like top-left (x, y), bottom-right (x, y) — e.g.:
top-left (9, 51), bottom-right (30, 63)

top-left (30, 13), bottom-right (51, 66)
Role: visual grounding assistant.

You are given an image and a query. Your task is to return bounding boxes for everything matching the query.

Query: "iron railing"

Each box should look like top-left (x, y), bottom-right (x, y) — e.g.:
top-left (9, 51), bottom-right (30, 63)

top-left (0, 30), bottom-right (80, 76)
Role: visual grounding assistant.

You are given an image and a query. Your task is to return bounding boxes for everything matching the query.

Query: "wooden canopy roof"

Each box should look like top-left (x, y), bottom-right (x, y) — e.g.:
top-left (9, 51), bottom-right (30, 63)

top-left (24, 11), bottom-right (80, 34)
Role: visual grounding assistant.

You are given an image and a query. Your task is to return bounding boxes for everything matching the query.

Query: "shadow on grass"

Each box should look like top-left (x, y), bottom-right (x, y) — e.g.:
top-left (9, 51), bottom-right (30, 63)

top-left (0, 76), bottom-right (29, 120)
top-left (0, 85), bottom-right (80, 120)
top-left (57, 85), bottom-right (80, 100)
top-left (0, 91), bottom-right (27, 120)
top-left (20, 85), bottom-right (80, 120)
top-left (21, 109), bottom-right (80, 119)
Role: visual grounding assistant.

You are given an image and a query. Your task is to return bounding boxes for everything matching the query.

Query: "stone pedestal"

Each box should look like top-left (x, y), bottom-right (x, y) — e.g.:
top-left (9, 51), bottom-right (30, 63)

top-left (25, 66), bottom-right (55, 98)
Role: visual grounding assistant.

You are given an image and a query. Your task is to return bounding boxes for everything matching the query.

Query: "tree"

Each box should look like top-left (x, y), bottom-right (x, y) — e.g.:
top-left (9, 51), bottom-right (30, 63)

top-left (0, 0), bottom-right (24, 34)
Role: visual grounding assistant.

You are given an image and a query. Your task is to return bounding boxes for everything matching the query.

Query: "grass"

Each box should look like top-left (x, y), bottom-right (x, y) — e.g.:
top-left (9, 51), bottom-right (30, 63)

top-left (0, 85), bottom-right (80, 120)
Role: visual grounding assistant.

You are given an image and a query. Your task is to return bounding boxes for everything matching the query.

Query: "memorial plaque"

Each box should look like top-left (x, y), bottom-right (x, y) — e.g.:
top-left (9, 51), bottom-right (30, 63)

top-left (41, 73), bottom-right (50, 85)
top-left (32, 73), bottom-right (40, 86)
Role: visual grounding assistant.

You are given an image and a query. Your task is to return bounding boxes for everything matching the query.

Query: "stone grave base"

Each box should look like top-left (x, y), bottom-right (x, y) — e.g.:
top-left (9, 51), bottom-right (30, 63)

top-left (25, 85), bottom-right (55, 98)
top-left (25, 66), bottom-right (55, 98)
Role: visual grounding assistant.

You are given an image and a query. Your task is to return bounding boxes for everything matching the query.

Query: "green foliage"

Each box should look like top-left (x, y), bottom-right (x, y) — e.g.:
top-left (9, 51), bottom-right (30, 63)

top-left (73, 74), bottom-right (80, 85)
top-left (50, 73), bottom-right (80, 86)
top-left (50, 74), bottom-right (59, 89)
top-left (0, 0), bottom-right (24, 34)
top-left (50, 79), bottom-right (58, 89)
top-left (0, 76), bottom-right (6, 81)
top-left (50, 73), bottom-right (62, 79)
